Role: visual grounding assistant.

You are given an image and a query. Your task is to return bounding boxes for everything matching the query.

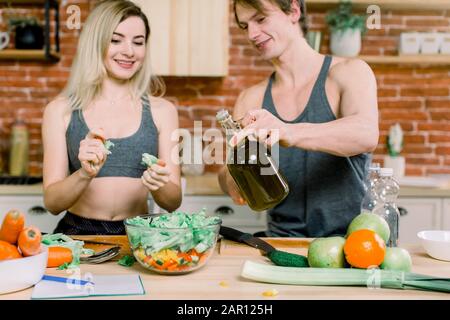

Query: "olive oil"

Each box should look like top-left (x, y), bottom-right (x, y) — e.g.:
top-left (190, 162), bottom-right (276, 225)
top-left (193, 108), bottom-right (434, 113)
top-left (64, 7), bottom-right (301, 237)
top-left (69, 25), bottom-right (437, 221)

top-left (217, 110), bottom-right (289, 212)
top-left (9, 110), bottom-right (29, 176)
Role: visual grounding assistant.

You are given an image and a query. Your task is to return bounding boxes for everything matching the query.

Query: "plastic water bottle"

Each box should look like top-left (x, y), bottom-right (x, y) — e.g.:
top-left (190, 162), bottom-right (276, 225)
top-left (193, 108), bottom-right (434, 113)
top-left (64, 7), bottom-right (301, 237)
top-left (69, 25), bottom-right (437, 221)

top-left (373, 168), bottom-right (400, 247)
top-left (360, 163), bottom-right (381, 213)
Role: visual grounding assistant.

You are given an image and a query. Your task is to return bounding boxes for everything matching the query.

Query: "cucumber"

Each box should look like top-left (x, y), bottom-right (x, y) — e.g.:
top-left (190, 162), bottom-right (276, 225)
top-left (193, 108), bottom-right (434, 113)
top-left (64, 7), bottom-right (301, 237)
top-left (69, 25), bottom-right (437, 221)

top-left (267, 250), bottom-right (309, 268)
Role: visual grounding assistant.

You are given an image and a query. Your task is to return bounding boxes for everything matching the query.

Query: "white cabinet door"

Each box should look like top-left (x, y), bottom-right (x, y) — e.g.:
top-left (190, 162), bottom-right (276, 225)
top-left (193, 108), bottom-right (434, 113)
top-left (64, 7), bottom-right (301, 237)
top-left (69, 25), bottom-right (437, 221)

top-left (441, 199), bottom-right (450, 230)
top-left (178, 195), bottom-right (267, 234)
top-left (0, 195), bottom-right (62, 234)
top-left (397, 198), bottom-right (442, 245)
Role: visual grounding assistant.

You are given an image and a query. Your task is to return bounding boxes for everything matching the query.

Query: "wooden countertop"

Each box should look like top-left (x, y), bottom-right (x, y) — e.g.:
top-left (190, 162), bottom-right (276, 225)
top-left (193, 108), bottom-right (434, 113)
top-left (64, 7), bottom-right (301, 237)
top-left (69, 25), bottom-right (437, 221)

top-left (2, 237), bottom-right (450, 300)
top-left (2, 174), bottom-right (450, 197)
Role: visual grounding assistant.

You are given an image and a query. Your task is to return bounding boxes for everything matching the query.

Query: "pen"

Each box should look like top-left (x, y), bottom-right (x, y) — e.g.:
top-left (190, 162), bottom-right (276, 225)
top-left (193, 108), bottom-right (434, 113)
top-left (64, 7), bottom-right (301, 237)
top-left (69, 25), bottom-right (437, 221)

top-left (41, 275), bottom-right (95, 286)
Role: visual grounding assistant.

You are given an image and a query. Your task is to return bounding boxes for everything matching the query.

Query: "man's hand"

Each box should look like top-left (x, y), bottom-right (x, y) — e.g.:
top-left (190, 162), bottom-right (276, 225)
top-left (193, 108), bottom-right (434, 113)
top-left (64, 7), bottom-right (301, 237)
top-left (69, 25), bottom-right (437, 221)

top-left (230, 109), bottom-right (292, 148)
top-left (78, 127), bottom-right (108, 178)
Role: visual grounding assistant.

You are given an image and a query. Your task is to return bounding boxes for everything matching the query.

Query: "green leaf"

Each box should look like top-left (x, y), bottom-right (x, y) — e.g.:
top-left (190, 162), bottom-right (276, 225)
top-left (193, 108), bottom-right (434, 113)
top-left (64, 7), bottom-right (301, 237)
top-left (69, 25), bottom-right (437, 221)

top-left (326, 0), bottom-right (367, 33)
top-left (118, 255), bottom-right (136, 267)
top-left (57, 262), bottom-right (70, 270)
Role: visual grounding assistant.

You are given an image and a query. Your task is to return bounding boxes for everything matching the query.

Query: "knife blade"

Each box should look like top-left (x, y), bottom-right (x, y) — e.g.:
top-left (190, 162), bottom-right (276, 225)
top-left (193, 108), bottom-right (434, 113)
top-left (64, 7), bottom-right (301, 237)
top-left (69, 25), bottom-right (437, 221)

top-left (219, 226), bottom-right (275, 255)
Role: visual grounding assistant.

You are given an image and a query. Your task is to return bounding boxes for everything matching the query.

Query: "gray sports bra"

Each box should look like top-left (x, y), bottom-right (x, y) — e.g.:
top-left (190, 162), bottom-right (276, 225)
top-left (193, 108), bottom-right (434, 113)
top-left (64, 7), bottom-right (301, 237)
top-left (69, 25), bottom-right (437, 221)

top-left (66, 96), bottom-right (159, 178)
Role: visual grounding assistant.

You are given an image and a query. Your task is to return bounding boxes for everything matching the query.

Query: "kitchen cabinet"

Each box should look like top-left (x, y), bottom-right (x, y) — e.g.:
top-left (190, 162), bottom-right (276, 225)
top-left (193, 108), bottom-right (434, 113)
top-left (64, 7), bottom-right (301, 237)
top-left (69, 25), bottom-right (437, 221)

top-left (397, 198), bottom-right (442, 245)
top-left (307, 0), bottom-right (450, 11)
top-left (132, 0), bottom-right (229, 76)
top-left (174, 195), bottom-right (267, 234)
top-left (0, 195), bottom-right (61, 233)
top-left (442, 199), bottom-right (450, 230)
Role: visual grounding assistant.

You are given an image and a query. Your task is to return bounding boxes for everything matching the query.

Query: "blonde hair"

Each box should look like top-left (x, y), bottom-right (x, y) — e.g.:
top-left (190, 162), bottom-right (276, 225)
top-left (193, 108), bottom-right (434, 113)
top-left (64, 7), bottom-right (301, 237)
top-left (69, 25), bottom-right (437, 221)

top-left (63, 0), bottom-right (165, 111)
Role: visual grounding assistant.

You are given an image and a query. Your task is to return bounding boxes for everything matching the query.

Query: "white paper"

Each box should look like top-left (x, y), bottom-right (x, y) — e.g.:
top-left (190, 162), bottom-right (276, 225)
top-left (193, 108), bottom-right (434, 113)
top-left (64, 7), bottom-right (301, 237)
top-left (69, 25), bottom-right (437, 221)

top-left (31, 274), bottom-right (145, 299)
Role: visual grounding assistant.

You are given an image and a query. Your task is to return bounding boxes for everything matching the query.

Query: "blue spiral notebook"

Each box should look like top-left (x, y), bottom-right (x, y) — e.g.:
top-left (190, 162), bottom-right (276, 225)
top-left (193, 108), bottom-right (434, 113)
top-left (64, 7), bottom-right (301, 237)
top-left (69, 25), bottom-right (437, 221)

top-left (31, 274), bottom-right (145, 299)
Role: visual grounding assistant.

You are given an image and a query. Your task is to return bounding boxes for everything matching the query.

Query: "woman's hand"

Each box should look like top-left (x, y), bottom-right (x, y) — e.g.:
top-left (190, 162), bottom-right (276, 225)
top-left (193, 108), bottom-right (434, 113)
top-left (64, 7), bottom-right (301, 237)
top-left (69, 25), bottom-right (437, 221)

top-left (230, 109), bottom-right (292, 148)
top-left (141, 159), bottom-right (171, 191)
top-left (78, 128), bottom-right (109, 178)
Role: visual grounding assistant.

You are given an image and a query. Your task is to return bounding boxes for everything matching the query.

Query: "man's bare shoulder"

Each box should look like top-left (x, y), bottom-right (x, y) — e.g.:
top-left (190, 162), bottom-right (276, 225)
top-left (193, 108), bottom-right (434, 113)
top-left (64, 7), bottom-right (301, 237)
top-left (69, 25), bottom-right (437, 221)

top-left (328, 57), bottom-right (377, 88)
top-left (234, 79), bottom-right (269, 118)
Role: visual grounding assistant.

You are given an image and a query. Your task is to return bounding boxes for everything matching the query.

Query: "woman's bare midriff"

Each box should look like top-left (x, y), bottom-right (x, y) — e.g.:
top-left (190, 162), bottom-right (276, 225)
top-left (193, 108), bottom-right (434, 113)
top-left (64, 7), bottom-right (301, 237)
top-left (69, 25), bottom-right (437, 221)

top-left (68, 177), bottom-right (149, 221)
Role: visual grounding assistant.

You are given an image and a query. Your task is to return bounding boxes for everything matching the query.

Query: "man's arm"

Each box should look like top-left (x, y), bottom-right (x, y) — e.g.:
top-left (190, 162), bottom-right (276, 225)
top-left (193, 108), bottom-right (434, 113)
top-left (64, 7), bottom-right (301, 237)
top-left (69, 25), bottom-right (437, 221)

top-left (288, 59), bottom-right (379, 157)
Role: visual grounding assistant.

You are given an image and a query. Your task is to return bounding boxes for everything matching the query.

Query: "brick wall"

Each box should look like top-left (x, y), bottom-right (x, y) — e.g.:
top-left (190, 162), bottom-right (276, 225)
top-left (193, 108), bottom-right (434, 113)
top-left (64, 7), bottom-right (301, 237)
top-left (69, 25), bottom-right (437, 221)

top-left (0, 1), bottom-right (449, 176)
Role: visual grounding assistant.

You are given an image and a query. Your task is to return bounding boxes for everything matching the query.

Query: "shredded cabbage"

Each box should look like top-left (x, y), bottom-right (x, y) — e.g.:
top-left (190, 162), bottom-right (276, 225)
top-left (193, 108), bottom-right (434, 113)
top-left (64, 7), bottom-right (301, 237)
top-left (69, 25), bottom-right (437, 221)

top-left (126, 210), bottom-right (221, 255)
top-left (104, 140), bottom-right (115, 155)
top-left (141, 153), bottom-right (158, 167)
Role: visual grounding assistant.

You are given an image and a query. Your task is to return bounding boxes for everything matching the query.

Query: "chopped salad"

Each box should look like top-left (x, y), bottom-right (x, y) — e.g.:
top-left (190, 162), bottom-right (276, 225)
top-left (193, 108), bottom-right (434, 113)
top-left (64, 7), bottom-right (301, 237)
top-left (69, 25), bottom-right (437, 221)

top-left (126, 210), bottom-right (221, 273)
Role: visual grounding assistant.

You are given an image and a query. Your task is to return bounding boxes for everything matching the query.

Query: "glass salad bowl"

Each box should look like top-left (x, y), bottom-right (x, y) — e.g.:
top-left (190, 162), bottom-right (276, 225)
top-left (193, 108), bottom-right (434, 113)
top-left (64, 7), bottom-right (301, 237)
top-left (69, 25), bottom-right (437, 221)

top-left (124, 211), bottom-right (222, 275)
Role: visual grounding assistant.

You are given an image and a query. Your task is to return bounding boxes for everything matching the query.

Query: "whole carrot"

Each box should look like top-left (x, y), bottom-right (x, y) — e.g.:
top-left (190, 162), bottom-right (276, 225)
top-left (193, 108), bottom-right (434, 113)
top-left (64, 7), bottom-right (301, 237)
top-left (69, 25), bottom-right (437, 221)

top-left (47, 246), bottom-right (73, 268)
top-left (18, 226), bottom-right (42, 257)
top-left (0, 209), bottom-right (25, 244)
top-left (0, 240), bottom-right (22, 260)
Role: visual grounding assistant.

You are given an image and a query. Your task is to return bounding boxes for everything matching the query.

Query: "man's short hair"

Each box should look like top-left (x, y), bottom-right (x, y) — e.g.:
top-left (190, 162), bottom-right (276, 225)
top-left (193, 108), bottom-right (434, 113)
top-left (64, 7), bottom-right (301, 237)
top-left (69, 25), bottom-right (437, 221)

top-left (233, 0), bottom-right (309, 36)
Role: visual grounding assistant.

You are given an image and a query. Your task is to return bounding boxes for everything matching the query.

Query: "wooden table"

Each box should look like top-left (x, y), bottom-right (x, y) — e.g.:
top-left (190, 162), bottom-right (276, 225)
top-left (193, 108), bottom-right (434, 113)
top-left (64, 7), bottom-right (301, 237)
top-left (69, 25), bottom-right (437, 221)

top-left (2, 237), bottom-right (450, 300)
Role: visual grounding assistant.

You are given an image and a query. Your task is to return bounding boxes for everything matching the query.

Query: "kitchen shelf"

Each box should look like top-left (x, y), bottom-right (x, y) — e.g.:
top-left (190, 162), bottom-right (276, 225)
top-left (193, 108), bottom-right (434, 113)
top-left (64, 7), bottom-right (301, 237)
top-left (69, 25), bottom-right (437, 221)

top-left (357, 54), bottom-right (450, 65)
top-left (0, 49), bottom-right (60, 61)
top-left (0, 0), bottom-right (55, 4)
top-left (307, 0), bottom-right (450, 11)
top-left (0, 0), bottom-right (60, 62)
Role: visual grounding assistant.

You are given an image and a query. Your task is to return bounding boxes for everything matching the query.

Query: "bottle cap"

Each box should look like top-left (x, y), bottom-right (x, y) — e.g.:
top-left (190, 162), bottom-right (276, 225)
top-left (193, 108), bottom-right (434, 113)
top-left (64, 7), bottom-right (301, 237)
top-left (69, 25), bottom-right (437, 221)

top-left (216, 109), bottom-right (231, 122)
top-left (380, 167), bottom-right (394, 177)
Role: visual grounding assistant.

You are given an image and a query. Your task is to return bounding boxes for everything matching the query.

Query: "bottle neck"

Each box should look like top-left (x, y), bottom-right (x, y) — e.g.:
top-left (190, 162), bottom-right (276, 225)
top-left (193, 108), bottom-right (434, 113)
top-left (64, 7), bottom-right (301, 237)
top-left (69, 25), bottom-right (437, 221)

top-left (218, 116), bottom-right (241, 143)
top-left (219, 116), bottom-right (240, 131)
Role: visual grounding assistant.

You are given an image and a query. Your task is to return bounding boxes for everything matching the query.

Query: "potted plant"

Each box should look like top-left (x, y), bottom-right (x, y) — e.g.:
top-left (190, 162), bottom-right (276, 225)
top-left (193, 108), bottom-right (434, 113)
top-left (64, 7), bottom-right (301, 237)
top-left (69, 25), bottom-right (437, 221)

top-left (325, 1), bottom-right (366, 57)
top-left (8, 16), bottom-right (44, 50)
top-left (384, 123), bottom-right (405, 179)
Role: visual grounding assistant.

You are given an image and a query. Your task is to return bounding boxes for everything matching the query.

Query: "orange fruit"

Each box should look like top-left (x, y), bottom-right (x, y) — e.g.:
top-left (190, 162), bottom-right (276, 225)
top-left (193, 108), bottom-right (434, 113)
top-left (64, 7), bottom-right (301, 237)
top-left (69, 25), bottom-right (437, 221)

top-left (344, 229), bottom-right (386, 269)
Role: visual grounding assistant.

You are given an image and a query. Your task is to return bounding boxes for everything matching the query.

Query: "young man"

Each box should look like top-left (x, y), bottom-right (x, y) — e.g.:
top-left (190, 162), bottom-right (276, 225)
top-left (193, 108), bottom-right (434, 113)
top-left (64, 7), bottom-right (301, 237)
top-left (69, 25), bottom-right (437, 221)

top-left (218, 0), bottom-right (379, 237)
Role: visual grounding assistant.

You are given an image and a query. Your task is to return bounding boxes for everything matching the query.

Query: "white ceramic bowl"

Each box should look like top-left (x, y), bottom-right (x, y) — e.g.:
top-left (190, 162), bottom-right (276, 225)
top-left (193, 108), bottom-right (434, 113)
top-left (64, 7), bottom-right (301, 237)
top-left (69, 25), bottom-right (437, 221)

top-left (0, 245), bottom-right (48, 295)
top-left (417, 230), bottom-right (450, 262)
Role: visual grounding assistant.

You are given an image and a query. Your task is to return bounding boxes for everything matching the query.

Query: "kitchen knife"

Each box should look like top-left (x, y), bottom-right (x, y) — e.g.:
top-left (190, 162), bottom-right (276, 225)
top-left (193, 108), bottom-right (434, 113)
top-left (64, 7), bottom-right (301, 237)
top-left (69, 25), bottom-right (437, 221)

top-left (219, 226), bottom-right (309, 268)
top-left (220, 225), bottom-right (276, 255)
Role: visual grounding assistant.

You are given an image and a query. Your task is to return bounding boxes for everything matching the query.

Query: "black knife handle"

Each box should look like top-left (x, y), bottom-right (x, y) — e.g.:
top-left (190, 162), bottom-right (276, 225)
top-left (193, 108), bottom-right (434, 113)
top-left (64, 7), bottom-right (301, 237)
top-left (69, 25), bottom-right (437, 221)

top-left (220, 225), bottom-right (252, 243)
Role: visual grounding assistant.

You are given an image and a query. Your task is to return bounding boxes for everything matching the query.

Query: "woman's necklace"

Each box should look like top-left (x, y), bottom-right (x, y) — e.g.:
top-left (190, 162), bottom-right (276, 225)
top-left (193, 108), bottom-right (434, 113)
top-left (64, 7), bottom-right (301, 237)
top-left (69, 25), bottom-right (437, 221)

top-left (100, 91), bottom-right (131, 106)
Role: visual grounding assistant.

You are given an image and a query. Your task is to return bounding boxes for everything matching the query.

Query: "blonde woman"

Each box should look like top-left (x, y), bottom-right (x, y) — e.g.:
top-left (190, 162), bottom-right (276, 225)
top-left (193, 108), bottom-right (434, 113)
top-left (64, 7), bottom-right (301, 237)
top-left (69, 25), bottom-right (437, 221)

top-left (42, 0), bottom-right (182, 235)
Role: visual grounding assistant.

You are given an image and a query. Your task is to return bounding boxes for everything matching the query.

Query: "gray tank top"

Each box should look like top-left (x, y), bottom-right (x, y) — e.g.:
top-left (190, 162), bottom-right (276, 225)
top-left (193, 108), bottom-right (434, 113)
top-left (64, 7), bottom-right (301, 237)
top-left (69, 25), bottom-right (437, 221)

top-left (66, 96), bottom-right (159, 178)
top-left (262, 55), bottom-right (370, 237)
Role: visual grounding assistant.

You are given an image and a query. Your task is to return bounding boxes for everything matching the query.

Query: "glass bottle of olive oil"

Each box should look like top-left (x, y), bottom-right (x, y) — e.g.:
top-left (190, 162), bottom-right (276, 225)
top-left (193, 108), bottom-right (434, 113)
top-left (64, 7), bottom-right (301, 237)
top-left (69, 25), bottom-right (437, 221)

top-left (216, 110), bottom-right (289, 211)
top-left (9, 110), bottom-right (29, 176)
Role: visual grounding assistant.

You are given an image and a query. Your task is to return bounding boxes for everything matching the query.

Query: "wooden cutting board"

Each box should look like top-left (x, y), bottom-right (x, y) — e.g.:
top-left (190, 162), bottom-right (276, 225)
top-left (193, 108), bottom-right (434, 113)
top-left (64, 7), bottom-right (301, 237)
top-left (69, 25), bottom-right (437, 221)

top-left (70, 235), bottom-right (131, 260)
top-left (69, 235), bottom-right (312, 259)
top-left (219, 237), bottom-right (312, 256)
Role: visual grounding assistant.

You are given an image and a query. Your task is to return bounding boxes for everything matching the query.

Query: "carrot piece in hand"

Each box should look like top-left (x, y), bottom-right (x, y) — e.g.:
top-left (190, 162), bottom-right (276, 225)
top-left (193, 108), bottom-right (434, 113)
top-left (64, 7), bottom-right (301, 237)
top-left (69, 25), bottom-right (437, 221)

top-left (0, 240), bottom-right (22, 260)
top-left (0, 209), bottom-right (25, 244)
top-left (47, 246), bottom-right (73, 268)
top-left (18, 226), bottom-right (42, 257)
top-left (156, 159), bottom-right (166, 167)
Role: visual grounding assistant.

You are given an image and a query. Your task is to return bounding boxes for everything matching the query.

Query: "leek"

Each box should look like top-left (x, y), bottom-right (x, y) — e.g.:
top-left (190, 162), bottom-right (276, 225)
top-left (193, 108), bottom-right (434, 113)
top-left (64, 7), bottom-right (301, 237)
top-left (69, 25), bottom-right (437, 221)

top-left (241, 260), bottom-right (450, 293)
